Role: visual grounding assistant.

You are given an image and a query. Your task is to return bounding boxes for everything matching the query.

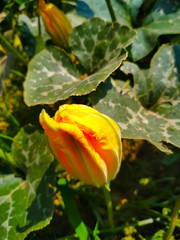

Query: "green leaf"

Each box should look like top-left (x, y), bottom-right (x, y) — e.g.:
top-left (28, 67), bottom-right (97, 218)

top-left (67, 10), bottom-right (87, 28)
top-left (148, 44), bottom-right (180, 108)
top-left (122, 44), bottom-right (180, 108)
top-left (82, 0), bottom-right (131, 25)
top-left (158, 152), bottom-right (180, 166)
top-left (18, 14), bottom-right (50, 41)
top-left (24, 47), bottom-right (127, 106)
top-left (0, 148), bottom-right (16, 169)
top-left (14, 0), bottom-right (24, 5)
top-left (120, 61), bottom-right (149, 106)
top-left (120, 44), bottom-right (180, 151)
top-left (129, 0), bottom-right (143, 23)
top-left (92, 220), bottom-right (101, 240)
top-left (90, 77), bottom-right (180, 153)
top-left (131, 10), bottom-right (180, 61)
top-left (70, 18), bottom-right (136, 73)
top-left (58, 178), bottom-right (90, 240)
top-left (24, 47), bottom-right (80, 106)
top-left (0, 126), bottom-right (55, 240)
top-left (151, 229), bottom-right (164, 240)
top-left (144, 0), bottom-right (180, 25)
top-left (24, 47), bottom-right (128, 106)
top-left (24, 18), bottom-right (136, 106)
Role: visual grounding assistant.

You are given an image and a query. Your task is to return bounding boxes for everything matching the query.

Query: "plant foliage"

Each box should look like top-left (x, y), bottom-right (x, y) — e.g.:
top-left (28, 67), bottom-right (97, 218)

top-left (0, 0), bottom-right (180, 239)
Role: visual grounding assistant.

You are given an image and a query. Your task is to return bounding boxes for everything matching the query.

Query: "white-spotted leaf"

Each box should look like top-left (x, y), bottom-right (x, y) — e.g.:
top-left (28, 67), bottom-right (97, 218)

top-left (70, 18), bottom-right (136, 73)
top-left (131, 7), bottom-right (180, 61)
top-left (24, 18), bottom-right (136, 106)
top-left (24, 46), bottom-right (128, 106)
top-left (91, 44), bottom-right (180, 152)
top-left (0, 126), bottom-right (55, 240)
top-left (90, 78), bottom-right (180, 153)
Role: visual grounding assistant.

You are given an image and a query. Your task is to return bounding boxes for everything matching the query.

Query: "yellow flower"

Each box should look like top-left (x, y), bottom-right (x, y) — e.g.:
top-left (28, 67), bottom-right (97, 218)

top-left (39, 104), bottom-right (122, 187)
top-left (39, 0), bottom-right (72, 49)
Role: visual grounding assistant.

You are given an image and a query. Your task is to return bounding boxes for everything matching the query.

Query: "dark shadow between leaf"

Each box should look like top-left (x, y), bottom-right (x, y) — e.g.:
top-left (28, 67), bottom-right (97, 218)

top-left (89, 77), bottom-right (113, 106)
top-left (173, 45), bottom-right (180, 82)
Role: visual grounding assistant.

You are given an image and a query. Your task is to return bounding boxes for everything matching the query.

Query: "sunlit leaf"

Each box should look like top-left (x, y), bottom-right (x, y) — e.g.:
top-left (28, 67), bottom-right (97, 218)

top-left (70, 18), bottom-right (136, 73)
top-left (90, 76), bottom-right (180, 153)
top-left (122, 44), bottom-right (180, 111)
top-left (24, 46), bottom-right (127, 106)
top-left (95, 44), bottom-right (180, 152)
top-left (24, 18), bottom-right (136, 106)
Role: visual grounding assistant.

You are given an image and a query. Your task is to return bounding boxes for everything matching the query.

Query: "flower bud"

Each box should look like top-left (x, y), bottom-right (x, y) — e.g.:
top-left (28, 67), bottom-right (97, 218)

top-left (40, 104), bottom-right (122, 187)
top-left (39, 0), bottom-right (72, 49)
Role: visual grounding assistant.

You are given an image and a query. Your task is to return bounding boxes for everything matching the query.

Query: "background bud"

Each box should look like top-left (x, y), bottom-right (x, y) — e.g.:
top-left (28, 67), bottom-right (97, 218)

top-left (39, 0), bottom-right (72, 50)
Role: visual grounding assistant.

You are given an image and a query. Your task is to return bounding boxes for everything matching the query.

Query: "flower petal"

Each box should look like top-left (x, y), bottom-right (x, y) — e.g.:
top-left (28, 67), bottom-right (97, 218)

top-left (40, 105), bottom-right (122, 187)
top-left (40, 109), bottom-right (109, 186)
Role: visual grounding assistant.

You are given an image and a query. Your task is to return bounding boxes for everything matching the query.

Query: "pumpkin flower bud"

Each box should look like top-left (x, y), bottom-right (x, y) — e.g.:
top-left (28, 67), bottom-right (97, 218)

top-left (39, 104), bottom-right (122, 187)
top-left (39, 0), bottom-right (72, 49)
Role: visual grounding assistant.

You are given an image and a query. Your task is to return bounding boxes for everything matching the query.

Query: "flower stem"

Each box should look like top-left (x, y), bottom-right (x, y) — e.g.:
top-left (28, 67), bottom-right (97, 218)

top-left (164, 196), bottom-right (180, 240)
top-left (58, 178), bottom-right (90, 240)
top-left (105, 0), bottom-right (117, 22)
top-left (38, 14), bottom-right (41, 37)
top-left (0, 33), bottom-right (28, 65)
top-left (102, 184), bottom-right (114, 229)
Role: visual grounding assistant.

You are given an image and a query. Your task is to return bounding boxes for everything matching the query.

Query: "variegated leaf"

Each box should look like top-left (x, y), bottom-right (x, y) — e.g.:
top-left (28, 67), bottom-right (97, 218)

top-left (0, 126), bottom-right (55, 240)
top-left (131, 8), bottom-right (180, 61)
top-left (24, 46), bottom-right (127, 106)
top-left (24, 17), bottom-right (136, 106)
top-left (121, 44), bottom-right (180, 108)
top-left (91, 44), bottom-right (180, 152)
top-left (90, 78), bottom-right (180, 153)
top-left (70, 18), bottom-right (136, 73)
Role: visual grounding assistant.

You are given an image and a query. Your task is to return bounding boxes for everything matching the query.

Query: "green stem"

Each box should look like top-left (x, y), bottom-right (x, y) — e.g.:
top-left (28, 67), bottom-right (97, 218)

top-left (38, 14), bottom-right (41, 37)
top-left (105, 0), bottom-right (117, 22)
top-left (102, 184), bottom-right (114, 229)
top-left (0, 134), bottom-right (14, 141)
top-left (164, 196), bottom-right (180, 240)
top-left (58, 178), bottom-right (90, 240)
top-left (0, 33), bottom-right (28, 65)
